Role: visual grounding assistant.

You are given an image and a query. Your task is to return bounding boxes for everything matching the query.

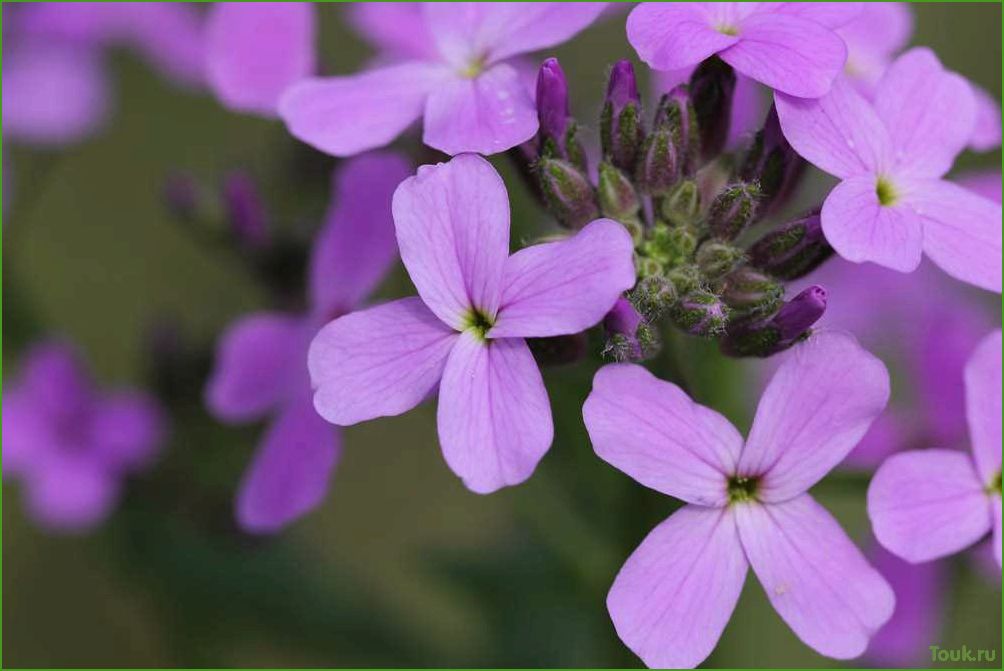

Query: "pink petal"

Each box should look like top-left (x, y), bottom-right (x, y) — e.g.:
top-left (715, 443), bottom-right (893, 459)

top-left (906, 178), bottom-right (1003, 292)
top-left (627, 3), bottom-right (738, 72)
top-left (308, 298), bottom-right (458, 426)
top-left (24, 454), bottom-right (119, 534)
top-left (437, 332), bottom-right (551, 493)
top-left (91, 391), bottom-right (166, 473)
top-left (821, 174), bottom-right (923, 272)
top-left (736, 495), bottom-right (895, 659)
top-left (279, 62), bottom-right (448, 157)
top-left (774, 78), bottom-right (890, 179)
top-left (235, 396), bottom-right (340, 533)
top-left (608, 505), bottom-right (747, 669)
top-left (868, 449), bottom-right (992, 562)
top-left (583, 364), bottom-right (741, 506)
top-left (768, 2), bottom-right (864, 28)
top-left (838, 3), bottom-right (913, 90)
top-left (964, 330), bottom-right (1003, 484)
top-left (206, 3), bottom-right (315, 117)
top-left (490, 219), bottom-right (636, 339)
top-left (309, 151), bottom-right (410, 316)
top-left (120, 2), bottom-right (206, 88)
top-left (875, 48), bottom-right (975, 179)
top-left (205, 312), bottom-right (305, 423)
top-left (1, 390), bottom-right (49, 477)
top-left (423, 63), bottom-right (537, 155)
top-left (719, 13), bottom-right (847, 98)
top-left (969, 84), bottom-right (1002, 152)
top-left (346, 3), bottom-right (437, 61)
top-left (392, 154), bottom-right (510, 328)
top-left (739, 332), bottom-right (890, 501)
top-left (957, 169), bottom-right (1002, 204)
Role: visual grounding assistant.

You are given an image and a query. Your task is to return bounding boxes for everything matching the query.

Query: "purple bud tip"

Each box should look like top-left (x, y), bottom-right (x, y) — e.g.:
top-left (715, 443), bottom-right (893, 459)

top-left (606, 60), bottom-right (640, 108)
top-left (604, 297), bottom-right (643, 337)
top-left (773, 285), bottom-right (827, 339)
top-left (222, 172), bottom-right (268, 251)
top-left (536, 57), bottom-right (570, 141)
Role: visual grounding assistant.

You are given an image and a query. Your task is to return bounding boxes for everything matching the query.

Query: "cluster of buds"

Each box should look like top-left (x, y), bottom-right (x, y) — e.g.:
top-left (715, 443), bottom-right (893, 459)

top-left (518, 57), bottom-right (835, 359)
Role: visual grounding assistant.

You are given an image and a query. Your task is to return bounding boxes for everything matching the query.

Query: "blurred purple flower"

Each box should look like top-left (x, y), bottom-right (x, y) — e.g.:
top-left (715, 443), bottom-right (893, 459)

top-left (279, 3), bottom-right (607, 156)
top-left (2, 341), bottom-right (166, 533)
top-left (221, 171), bottom-right (269, 251)
top-left (869, 329), bottom-right (1003, 567)
top-left (308, 154), bottom-right (635, 494)
top-left (205, 152), bottom-right (410, 533)
top-left (628, 3), bottom-right (858, 98)
top-left (583, 332), bottom-right (892, 667)
top-left (777, 48), bottom-right (1002, 293)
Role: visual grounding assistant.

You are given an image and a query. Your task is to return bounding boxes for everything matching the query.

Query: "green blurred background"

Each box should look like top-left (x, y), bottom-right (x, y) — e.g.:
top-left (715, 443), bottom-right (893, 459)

top-left (3, 3), bottom-right (1002, 667)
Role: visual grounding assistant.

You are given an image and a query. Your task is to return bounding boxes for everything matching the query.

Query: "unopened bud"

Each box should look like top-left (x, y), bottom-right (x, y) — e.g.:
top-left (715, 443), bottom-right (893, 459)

top-left (598, 161), bottom-right (641, 224)
top-left (536, 58), bottom-right (586, 170)
top-left (601, 60), bottom-right (644, 172)
top-left (629, 275), bottom-right (677, 318)
top-left (642, 222), bottom-right (697, 267)
top-left (738, 105), bottom-right (805, 216)
top-left (773, 285), bottom-right (827, 341)
top-left (720, 266), bottom-right (783, 319)
top-left (654, 86), bottom-right (699, 176)
top-left (536, 156), bottom-right (598, 229)
top-left (222, 172), bottom-right (269, 250)
top-left (635, 126), bottom-right (679, 195)
top-left (690, 57), bottom-right (736, 163)
top-left (707, 182), bottom-right (760, 240)
top-left (603, 297), bottom-right (658, 361)
top-left (667, 264), bottom-right (701, 295)
top-left (748, 212), bottom-right (833, 280)
top-left (721, 285), bottom-right (827, 357)
top-left (696, 241), bottom-right (744, 280)
top-left (671, 290), bottom-right (729, 337)
top-left (660, 179), bottom-right (701, 227)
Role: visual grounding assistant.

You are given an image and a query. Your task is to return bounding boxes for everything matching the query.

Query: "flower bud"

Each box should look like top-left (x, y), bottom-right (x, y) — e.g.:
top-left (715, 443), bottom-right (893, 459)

top-left (536, 58), bottom-right (586, 170)
top-left (601, 60), bottom-right (644, 172)
top-left (603, 297), bottom-right (658, 362)
top-left (642, 222), bottom-right (697, 267)
top-left (536, 156), bottom-right (598, 229)
top-left (635, 125), bottom-right (679, 195)
top-left (671, 290), bottom-right (729, 337)
top-left (660, 179), bottom-right (701, 227)
top-left (597, 160), bottom-right (641, 224)
top-left (696, 241), bottom-right (744, 280)
top-left (629, 275), bottom-right (678, 318)
top-left (667, 264), bottom-right (701, 296)
top-left (720, 285), bottom-right (827, 357)
top-left (720, 266), bottom-right (783, 319)
top-left (738, 105), bottom-right (805, 216)
top-left (707, 182), bottom-right (760, 240)
top-left (772, 285), bottom-right (827, 341)
top-left (654, 86), bottom-right (699, 176)
top-left (748, 211), bottom-right (833, 280)
top-left (689, 57), bottom-right (736, 163)
top-left (222, 172), bottom-right (269, 250)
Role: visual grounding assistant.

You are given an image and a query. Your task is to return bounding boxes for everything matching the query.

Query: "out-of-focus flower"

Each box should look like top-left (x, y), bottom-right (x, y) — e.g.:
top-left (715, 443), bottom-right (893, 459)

top-left (869, 329), bottom-right (1003, 568)
top-left (308, 154), bottom-right (635, 494)
top-left (204, 152), bottom-right (409, 533)
top-left (204, 3), bottom-right (315, 117)
top-left (583, 332), bottom-right (893, 668)
top-left (280, 3), bottom-right (606, 156)
top-left (221, 171), bottom-right (269, 251)
top-left (628, 3), bottom-right (857, 98)
top-left (2, 342), bottom-right (166, 533)
top-left (777, 48), bottom-right (1002, 293)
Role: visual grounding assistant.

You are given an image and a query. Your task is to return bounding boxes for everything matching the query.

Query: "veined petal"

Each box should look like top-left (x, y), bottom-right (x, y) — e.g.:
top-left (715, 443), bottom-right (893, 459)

top-left (964, 330), bottom-right (1003, 484)
top-left (767, 2), bottom-right (864, 29)
top-left (739, 331), bottom-right (890, 501)
top-left (584, 364), bottom-right (742, 506)
top-left (608, 505), bottom-right (747, 669)
top-left (437, 333), bottom-right (552, 494)
top-left (490, 219), bottom-right (636, 339)
top-left (868, 449), bottom-right (992, 563)
top-left (626, 3), bottom-right (738, 72)
top-left (736, 495), bottom-right (895, 659)
top-left (393, 154), bottom-right (510, 328)
top-left (308, 298), bottom-right (458, 426)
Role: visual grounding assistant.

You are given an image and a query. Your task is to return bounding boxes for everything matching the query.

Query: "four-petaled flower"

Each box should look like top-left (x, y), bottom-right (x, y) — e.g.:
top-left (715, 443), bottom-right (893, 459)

top-left (583, 332), bottom-right (894, 668)
top-left (308, 153), bottom-right (636, 493)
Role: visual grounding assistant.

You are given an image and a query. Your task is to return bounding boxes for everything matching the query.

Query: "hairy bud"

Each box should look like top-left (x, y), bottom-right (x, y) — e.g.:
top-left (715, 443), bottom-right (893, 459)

top-left (720, 266), bottom-right (783, 319)
top-left (660, 179), bottom-right (702, 227)
top-left (603, 297), bottom-right (658, 361)
top-left (707, 182), bottom-right (760, 241)
top-left (748, 211), bottom-right (833, 280)
top-left (536, 58), bottom-right (586, 170)
top-left (629, 275), bottom-right (678, 319)
top-left (598, 161), bottom-right (641, 224)
top-left (696, 241), bottom-right (744, 280)
top-left (738, 105), bottom-right (805, 216)
top-left (671, 290), bottom-right (729, 337)
top-left (536, 156), bottom-right (598, 229)
top-left (721, 285), bottom-right (827, 357)
top-left (600, 60), bottom-right (644, 172)
top-left (642, 222), bottom-right (697, 268)
top-left (690, 57), bottom-right (736, 163)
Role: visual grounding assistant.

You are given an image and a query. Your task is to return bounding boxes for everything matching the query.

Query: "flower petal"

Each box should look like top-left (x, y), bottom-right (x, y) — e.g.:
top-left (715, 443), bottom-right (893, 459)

top-left (392, 154), bottom-right (510, 328)
top-left (736, 494), bottom-right (895, 659)
top-left (309, 152), bottom-right (410, 316)
top-left (346, 3), bottom-right (437, 61)
top-left (91, 391), bottom-right (166, 473)
top-left (720, 13), bottom-right (847, 98)
top-left (875, 48), bottom-right (975, 179)
top-left (868, 449), bottom-right (992, 562)
top-left (437, 332), bottom-right (552, 494)
top-left (905, 178), bottom-right (1003, 293)
top-left (992, 496), bottom-right (1002, 568)
top-left (838, 2), bottom-right (914, 91)
top-left (608, 505), bottom-right (747, 669)
top-left (309, 298), bottom-right (458, 425)
top-left (205, 312), bottom-right (305, 423)
top-left (969, 84), bottom-right (1002, 152)
top-left (583, 364), bottom-right (742, 506)
top-left (423, 63), bottom-right (537, 155)
top-left (964, 329), bottom-right (1003, 484)
top-left (626, 3), bottom-right (738, 72)
top-left (768, 2), bottom-right (863, 29)
top-left (235, 396), bottom-right (340, 533)
top-left (774, 78), bottom-right (890, 179)
top-left (821, 174), bottom-right (923, 272)
top-left (205, 3), bottom-right (315, 117)
top-left (24, 454), bottom-right (119, 534)
top-left (489, 219), bottom-right (636, 339)
top-left (739, 331), bottom-right (890, 501)
top-left (279, 62), bottom-right (448, 157)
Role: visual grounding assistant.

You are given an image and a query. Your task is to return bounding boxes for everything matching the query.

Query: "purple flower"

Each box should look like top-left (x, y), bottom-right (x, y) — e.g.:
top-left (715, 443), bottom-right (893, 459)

top-left (2, 341), bottom-right (166, 533)
top-left (280, 3), bottom-right (607, 156)
top-left (583, 332), bottom-right (893, 667)
top-left (308, 154), bottom-right (635, 493)
top-left (205, 152), bottom-right (410, 533)
top-left (868, 329), bottom-right (1003, 568)
top-left (776, 48), bottom-right (1003, 293)
top-left (627, 3), bottom-right (857, 98)
top-left (205, 3), bottom-right (316, 117)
